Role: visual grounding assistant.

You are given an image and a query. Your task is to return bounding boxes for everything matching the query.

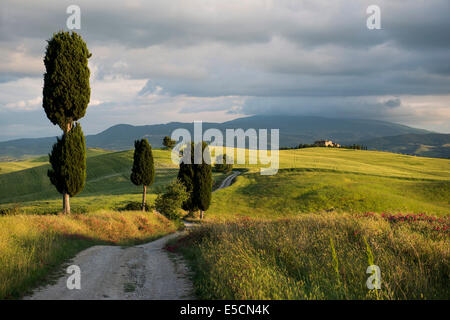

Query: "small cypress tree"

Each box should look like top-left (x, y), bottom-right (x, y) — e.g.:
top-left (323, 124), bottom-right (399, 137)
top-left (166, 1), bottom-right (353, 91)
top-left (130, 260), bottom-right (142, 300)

top-left (130, 139), bottom-right (155, 211)
top-left (48, 123), bottom-right (86, 214)
top-left (193, 142), bottom-right (212, 219)
top-left (43, 31), bottom-right (91, 214)
top-left (163, 136), bottom-right (176, 149)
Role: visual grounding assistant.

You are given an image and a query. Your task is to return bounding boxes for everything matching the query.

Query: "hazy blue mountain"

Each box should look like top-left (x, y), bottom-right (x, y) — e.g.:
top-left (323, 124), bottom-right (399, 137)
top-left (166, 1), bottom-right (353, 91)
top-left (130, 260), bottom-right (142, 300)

top-left (360, 133), bottom-right (450, 158)
top-left (0, 137), bottom-right (58, 159)
top-left (0, 115), bottom-right (432, 159)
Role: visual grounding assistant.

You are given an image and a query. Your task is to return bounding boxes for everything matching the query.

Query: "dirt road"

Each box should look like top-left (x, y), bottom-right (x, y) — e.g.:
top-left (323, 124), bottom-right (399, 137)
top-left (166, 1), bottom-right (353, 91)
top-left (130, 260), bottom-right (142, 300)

top-left (216, 171), bottom-right (240, 190)
top-left (25, 233), bottom-right (193, 300)
top-left (25, 171), bottom-right (240, 300)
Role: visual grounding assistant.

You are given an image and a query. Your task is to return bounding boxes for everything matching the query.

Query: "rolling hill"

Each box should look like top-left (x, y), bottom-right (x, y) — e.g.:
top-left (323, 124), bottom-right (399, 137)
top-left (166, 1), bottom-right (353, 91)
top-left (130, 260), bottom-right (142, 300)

top-left (0, 115), bottom-right (431, 159)
top-left (1, 148), bottom-right (449, 216)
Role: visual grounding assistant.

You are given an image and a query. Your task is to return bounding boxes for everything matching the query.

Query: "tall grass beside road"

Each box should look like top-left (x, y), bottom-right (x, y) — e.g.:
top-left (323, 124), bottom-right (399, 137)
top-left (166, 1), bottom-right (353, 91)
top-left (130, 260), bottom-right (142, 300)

top-left (173, 213), bottom-right (449, 299)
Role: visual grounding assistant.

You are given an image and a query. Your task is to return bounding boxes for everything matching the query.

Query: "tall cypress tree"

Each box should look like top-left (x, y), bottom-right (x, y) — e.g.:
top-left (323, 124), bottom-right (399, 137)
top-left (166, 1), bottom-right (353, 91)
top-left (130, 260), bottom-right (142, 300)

top-left (193, 142), bottom-right (212, 219)
top-left (130, 139), bottom-right (155, 211)
top-left (43, 31), bottom-right (91, 214)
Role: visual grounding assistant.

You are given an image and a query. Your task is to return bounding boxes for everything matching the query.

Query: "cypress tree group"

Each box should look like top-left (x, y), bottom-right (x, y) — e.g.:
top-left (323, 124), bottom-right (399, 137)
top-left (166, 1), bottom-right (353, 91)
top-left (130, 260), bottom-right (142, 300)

top-left (130, 139), bottom-right (155, 211)
top-left (177, 142), bottom-right (196, 213)
top-left (177, 142), bottom-right (212, 219)
top-left (43, 31), bottom-right (91, 214)
top-left (48, 124), bottom-right (87, 214)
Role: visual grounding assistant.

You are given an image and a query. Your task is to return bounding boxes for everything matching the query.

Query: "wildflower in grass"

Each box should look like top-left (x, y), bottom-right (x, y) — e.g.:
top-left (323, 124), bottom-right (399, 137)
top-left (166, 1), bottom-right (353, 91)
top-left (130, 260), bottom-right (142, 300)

top-left (361, 212), bottom-right (449, 236)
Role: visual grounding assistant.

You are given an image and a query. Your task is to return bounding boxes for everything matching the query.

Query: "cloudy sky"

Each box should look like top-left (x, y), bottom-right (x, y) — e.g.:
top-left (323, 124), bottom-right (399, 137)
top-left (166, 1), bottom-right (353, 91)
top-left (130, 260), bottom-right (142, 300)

top-left (1, 0), bottom-right (449, 141)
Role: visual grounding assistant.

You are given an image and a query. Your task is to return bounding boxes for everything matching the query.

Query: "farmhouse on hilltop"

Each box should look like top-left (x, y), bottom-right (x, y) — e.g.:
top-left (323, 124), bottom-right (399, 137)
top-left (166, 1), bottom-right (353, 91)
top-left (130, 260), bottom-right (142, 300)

top-left (314, 140), bottom-right (341, 148)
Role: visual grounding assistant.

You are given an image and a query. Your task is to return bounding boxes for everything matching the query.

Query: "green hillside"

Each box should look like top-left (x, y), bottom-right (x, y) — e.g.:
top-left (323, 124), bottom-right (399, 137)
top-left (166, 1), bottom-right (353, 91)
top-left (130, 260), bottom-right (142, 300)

top-left (0, 149), bottom-right (173, 212)
top-left (208, 148), bottom-right (450, 218)
top-left (0, 148), bottom-right (110, 174)
top-left (1, 147), bottom-right (449, 216)
top-left (0, 148), bottom-right (224, 214)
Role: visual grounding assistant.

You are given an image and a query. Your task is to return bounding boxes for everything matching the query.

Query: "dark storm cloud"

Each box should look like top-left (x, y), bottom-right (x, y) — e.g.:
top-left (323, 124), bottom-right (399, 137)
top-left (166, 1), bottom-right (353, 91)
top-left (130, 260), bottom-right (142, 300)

top-left (2, 1), bottom-right (450, 51)
top-left (153, 67), bottom-right (450, 98)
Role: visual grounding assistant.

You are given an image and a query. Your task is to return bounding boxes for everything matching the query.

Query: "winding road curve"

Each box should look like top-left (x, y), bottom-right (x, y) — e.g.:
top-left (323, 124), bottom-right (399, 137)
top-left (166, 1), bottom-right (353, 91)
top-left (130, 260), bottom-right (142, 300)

top-left (216, 171), bottom-right (240, 190)
top-left (25, 171), bottom-right (240, 300)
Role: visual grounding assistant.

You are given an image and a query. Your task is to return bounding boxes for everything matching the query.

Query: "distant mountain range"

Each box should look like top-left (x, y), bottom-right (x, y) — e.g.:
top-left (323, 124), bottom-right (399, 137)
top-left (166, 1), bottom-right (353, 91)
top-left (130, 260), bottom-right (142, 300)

top-left (1, 115), bottom-right (447, 159)
top-left (360, 133), bottom-right (450, 158)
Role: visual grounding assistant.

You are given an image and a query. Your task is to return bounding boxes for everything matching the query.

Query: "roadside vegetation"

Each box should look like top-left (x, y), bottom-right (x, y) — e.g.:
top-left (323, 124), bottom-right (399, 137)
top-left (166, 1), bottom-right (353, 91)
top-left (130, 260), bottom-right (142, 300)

top-left (0, 210), bottom-right (177, 299)
top-left (155, 180), bottom-right (189, 220)
top-left (171, 213), bottom-right (449, 299)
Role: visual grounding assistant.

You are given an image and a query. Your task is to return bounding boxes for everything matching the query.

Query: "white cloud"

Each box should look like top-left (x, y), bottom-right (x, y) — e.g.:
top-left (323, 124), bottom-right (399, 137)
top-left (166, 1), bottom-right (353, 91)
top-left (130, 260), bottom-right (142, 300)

top-left (5, 96), bottom-right (42, 111)
top-left (0, 77), bottom-right (43, 111)
top-left (387, 95), bottom-right (450, 132)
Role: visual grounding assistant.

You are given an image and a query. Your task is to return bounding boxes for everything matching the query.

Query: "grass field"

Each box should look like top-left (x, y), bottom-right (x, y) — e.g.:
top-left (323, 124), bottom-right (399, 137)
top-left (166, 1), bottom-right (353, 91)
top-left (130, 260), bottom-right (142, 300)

top-left (1, 147), bottom-right (449, 300)
top-left (207, 148), bottom-right (450, 219)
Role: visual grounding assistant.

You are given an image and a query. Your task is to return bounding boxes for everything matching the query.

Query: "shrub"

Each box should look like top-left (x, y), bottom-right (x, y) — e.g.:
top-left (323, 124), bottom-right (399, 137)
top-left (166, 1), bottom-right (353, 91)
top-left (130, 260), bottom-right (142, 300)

top-left (155, 180), bottom-right (189, 220)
